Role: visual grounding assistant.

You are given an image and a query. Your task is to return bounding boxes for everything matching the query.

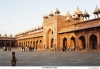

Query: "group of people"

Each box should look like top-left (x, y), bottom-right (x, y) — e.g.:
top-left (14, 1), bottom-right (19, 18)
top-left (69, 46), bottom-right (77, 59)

top-left (18, 46), bottom-right (34, 52)
top-left (3, 46), bottom-right (11, 51)
top-left (62, 46), bottom-right (66, 52)
top-left (62, 46), bottom-right (75, 52)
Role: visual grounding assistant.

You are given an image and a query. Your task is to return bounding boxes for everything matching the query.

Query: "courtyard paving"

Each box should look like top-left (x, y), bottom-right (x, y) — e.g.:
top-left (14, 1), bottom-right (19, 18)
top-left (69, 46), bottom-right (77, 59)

top-left (0, 48), bottom-right (100, 66)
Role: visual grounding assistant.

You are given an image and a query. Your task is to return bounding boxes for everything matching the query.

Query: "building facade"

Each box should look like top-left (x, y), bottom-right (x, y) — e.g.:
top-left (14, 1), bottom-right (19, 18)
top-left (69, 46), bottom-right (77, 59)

top-left (0, 34), bottom-right (16, 48)
top-left (16, 6), bottom-right (100, 51)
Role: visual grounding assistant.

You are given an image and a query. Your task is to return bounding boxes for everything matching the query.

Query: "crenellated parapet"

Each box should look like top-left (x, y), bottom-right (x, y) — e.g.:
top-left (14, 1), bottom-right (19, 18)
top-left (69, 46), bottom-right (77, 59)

top-left (16, 25), bottom-right (43, 39)
top-left (59, 18), bottom-right (100, 33)
top-left (16, 25), bottom-right (43, 37)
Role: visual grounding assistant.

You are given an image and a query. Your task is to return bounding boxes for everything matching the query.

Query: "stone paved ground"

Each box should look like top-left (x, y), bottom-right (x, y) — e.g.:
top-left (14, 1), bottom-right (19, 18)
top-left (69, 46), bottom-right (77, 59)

top-left (0, 48), bottom-right (100, 66)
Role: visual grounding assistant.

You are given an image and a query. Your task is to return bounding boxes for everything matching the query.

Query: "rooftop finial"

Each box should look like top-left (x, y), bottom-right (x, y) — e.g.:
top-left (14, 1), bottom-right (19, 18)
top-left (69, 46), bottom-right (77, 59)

top-left (55, 8), bottom-right (60, 15)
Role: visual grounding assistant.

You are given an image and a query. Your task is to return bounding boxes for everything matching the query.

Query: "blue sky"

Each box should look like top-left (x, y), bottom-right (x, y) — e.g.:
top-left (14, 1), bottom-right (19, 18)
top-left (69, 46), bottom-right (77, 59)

top-left (0, 0), bottom-right (100, 36)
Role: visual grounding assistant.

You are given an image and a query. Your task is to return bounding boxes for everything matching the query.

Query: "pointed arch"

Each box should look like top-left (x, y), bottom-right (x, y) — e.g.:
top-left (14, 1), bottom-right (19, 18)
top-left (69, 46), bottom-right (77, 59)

top-left (6, 42), bottom-right (10, 47)
top-left (79, 35), bottom-right (86, 50)
top-left (63, 37), bottom-right (67, 48)
top-left (89, 34), bottom-right (97, 50)
top-left (46, 29), bottom-right (53, 49)
top-left (11, 42), bottom-right (15, 47)
top-left (70, 37), bottom-right (76, 49)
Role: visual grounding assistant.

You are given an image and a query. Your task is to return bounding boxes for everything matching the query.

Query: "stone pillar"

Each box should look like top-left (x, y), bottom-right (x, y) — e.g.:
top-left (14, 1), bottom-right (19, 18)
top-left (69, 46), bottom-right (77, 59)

top-left (4, 42), bottom-right (6, 47)
top-left (60, 36), bottom-right (63, 51)
top-left (86, 34), bottom-right (90, 51)
top-left (38, 40), bottom-right (39, 49)
top-left (86, 34), bottom-right (88, 51)
top-left (67, 36), bottom-right (70, 46)
top-left (94, 14), bottom-right (96, 19)
top-left (97, 31), bottom-right (100, 50)
top-left (35, 41), bottom-right (36, 49)
top-left (75, 36), bottom-right (78, 51)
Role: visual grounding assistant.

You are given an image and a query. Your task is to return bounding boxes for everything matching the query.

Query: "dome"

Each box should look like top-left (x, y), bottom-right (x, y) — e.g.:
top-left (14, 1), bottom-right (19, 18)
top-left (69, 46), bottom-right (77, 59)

top-left (83, 9), bottom-right (89, 17)
top-left (65, 11), bottom-right (72, 18)
top-left (49, 11), bottom-right (54, 17)
top-left (93, 5), bottom-right (100, 14)
top-left (54, 8), bottom-right (60, 14)
top-left (74, 6), bottom-right (82, 15)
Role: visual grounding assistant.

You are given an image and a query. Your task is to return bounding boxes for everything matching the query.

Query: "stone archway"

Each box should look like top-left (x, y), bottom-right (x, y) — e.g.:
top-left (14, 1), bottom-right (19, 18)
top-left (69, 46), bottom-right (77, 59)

top-left (46, 29), bottom-right (53, 49)
top-left (11, 42), bottom-right (15, 47)
top-left (89, 34), bottom-right (97, 50)
top-left (36, 41), bottom-right (38, 49)
top-left (6, 42), bottom-right (10, 47)
top-left (79, 36), bottom-right (86, 50)
top-left (1, 42), bottom-right (4, 47)
top-left (63, 37), bottom-right (67, 48)
top-left (70, 37), bottom-right (76, 49)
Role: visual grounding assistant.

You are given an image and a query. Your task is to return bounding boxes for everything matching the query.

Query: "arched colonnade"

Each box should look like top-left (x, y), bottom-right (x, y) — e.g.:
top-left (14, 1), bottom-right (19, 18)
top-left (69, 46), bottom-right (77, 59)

top-left (17, 37), bottom-right (43, 49)
top-left (60, 33), bottom-right (98, 51)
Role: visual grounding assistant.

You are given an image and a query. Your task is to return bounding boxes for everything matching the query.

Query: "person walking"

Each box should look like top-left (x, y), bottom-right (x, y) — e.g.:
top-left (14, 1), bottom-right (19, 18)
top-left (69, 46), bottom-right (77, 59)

top-left (3, 46), bottom-right (5, 51)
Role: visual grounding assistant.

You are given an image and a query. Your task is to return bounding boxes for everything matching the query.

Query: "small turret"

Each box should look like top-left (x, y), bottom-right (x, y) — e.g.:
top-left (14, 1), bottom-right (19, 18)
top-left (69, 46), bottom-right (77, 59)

top-left (83, 9), bottom-right (90, 20)
top-left (93, 5), bottom-right (100, 18)
top-left (49, 11), bottom-right (54, 17)
top-left (74, 6), bottom-right (84, 22)
top-left (54, 8), bottom-right (60, 15)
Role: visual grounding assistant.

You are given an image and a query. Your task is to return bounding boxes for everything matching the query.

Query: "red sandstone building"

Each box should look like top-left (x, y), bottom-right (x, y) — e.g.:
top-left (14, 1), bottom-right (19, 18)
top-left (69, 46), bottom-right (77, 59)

top-left (0, 34), bottom-right (16, 48)
top-left (9, 6), bottom-right (100, 51)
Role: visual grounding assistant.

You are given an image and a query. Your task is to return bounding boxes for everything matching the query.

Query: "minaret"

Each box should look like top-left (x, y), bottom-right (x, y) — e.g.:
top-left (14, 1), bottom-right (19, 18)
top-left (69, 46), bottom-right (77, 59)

top-left (74, 6), bottom-right (83, 22)
top-left (49, 11), bottom-right (54, 17)
top-left (93, 5), bottom-right (100, 18)
top-left (54, 8), bottom-right (60, 15)
top-left (83, 9), bottom-right (90, 21)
